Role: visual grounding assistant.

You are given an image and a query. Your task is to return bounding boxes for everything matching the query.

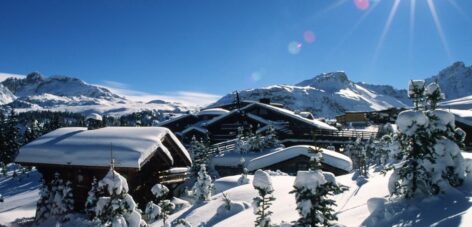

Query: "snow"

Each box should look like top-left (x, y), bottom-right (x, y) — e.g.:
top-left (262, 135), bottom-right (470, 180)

top-left (197, 108), bottom-right (229, 116)
top-left (396, 110), bottom-right (429, 136)
top-left (85, 113), bottom-right (103, 121)
top-left (242, 145), bottom-right (352, 172)
top-left (99, 168), bottom-right (129, 195)
top-left (206, 102), bottom-right (337, 131)
top-left (151, 184), bottom-right (169, 199)
top-left (252, 170), bottom-right (273, 193)
top-left (293, 170), bottom-right (326, 194)
top-left (15, 126), bottom-right (191, 168)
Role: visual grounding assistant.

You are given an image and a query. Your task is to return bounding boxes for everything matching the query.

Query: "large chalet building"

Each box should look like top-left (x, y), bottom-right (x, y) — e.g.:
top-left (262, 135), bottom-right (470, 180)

top-left (159, 99), bottom-right (338, 146)
top-left (15, 127), bottom-right (192, 211)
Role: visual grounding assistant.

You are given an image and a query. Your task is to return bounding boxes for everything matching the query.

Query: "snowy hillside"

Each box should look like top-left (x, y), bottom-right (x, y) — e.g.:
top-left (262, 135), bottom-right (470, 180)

top-left (426, 61), bottom-right (472, 100)
top-left (211, 71), bottom-right (411, 118)
top-left (0, 72), bottom-right (196, 116)
top-left (0, 84), bottom-right (16, 105)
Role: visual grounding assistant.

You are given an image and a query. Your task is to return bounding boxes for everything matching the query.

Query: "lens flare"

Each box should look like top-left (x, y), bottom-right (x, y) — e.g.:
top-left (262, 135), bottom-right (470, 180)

top-left (354, 0), bottom-right (369, 10)
top-left (303, 31), bottom-right (316, 43)
top-left (288, 41), bottom-right (302, 55)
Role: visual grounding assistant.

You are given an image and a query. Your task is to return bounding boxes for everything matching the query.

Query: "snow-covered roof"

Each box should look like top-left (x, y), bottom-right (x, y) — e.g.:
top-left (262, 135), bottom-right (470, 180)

top-left (211, 145), bottom-right (352, 173)
top-left (246, 145), bottom-right (352, 172)
top-left (85, 113), bottom-right (103, 121)
top-left (206, 102), bottom-right (337, 131)
top-left (157, 114), bottom-right (196, 126)
top-left (197, 108), bottom-right (230, 116)
top-left (15, 127), bottom-right (191, 169)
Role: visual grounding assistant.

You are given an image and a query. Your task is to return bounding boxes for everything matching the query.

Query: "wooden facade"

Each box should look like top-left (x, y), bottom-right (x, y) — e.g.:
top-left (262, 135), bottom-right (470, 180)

top-left (16, 129), bottom-right (192, 211)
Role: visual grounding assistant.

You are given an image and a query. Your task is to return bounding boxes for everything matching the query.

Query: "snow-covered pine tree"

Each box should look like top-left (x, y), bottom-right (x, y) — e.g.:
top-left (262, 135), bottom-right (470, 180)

top-left (85, 176), bottom-right (100, 219)
top-left (262, 125), bottom-right (282, 150)
top-left (34, 179), bottom-right (51, 224)
top-left (234, 126), bottom-right (247, 154)
top-left (188, 136), bottom-right (211, 175)
top-left (252, 169), bottom-right (275, 227)
top-left (290, 152), bottom-right (348, 227)
top-left (145, 183), bottom-right (175, 225)
top-left (24, 119), bottom-right (42, 145)
top-left (49, 172), bottom-right (66, 219)
top-left (61, 180), bottom-right (74, 222)
top-left (192, 164), bottom-right (213, 202)
top-left (390, 81), bottom-right (466, 198)
top-left (291, 170), bottom-right (347, 227)
top-left (95, 168), bottom-right (146, 227)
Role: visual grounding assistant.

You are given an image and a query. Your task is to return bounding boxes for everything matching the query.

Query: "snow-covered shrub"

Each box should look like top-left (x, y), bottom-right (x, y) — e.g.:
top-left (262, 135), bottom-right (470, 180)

top-left (291, 170), bottom-right (348, 226)
top-left (143, 201), bottom-right (161, 223)
top-left (85, 176), bottom-right (100, 219)
top-left (34, 179), bottom-right (51, 224)
top-left (151, 183), bottom-right (169, 201)
top-left (94, 168), bottom-right (146, 227)
top-left (347, 138), bottom-right (369, 176)
top-left (237, 168), bottom-right (250, 185)
top-left (158, 199), bottom-right (175, 226)
top-left (252, 169), bottom-right (275, 227)
top-left (172, 218), bottom-right (193, 227)
top-left (192, 164), bottom-right (213, 201)
top-left (390, 81), bottom-right (466, 199)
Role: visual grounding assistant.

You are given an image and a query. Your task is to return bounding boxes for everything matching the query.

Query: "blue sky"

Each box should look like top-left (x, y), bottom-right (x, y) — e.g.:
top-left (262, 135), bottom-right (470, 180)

top-left (1, 0), bottom-right (471, 104)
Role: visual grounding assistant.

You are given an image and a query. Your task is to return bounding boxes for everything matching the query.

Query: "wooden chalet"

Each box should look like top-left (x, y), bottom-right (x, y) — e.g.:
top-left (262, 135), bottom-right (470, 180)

top-left (205, 102), bottom-right (338, 145)
top-left (211, 145), bottom-right (352, 177)
top-left (15, 127), bottom-right (192, 211)
top-left (335, 111), bottom-right (369, 127)
top-left (158, 108), bottom-right (229, 143)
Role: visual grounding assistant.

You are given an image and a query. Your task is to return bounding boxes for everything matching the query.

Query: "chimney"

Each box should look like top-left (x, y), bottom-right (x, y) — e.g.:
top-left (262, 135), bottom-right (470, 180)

top-left (259, 98), bottom-right (270, 104)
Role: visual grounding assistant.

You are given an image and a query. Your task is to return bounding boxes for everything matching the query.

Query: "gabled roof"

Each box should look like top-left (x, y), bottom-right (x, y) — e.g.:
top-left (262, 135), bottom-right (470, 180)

top-left (246, 145), bottom-right (352, 172)
top-left (158, 114), bottom-right (197, 127)
top-left (179, 126), bottom-right (209, 135)
top-left (206, 102), bottom-right (337, 131)
top-left (15, 127), bottom-right (191, 169)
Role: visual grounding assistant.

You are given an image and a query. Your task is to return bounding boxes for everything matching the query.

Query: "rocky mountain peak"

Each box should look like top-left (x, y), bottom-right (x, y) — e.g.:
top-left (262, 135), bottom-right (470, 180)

top-left (296, 71), bottom-right (351, 92)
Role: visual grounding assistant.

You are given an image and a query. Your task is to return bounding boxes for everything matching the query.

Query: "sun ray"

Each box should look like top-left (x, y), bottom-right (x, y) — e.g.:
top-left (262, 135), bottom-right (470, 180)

top-left (427, 0), bottom-right (453, 61)
top-left (408, 0), bottom-right (416, 62)
top-left (320, 0), bottom-right (350, 15)
top-left (372, 0), bottom-right (402, 64)
top-left (446, 0), bottom-right (472, 24)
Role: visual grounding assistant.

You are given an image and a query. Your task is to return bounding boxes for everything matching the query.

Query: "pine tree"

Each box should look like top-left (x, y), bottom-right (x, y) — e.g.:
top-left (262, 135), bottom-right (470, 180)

top-left (85, 176), bottom-right (100, 219)
top-left (143, 201), bottom-right (161, 223)
top-left (252, 169), bottom-right (275, 227)
top-left (262, 125), bottom-right (282, 150)
top-left (95, 168), bottom-right (146, 227)
top-left (172, 218), bottom-right (192, 227)
top-left (1, 109), bottom-right (19, 164)
top-left (390, 81), bottom-right (466, 198)
top-left (23, 119), bottom-right (42, 145)
top-left (290, 152), bottom-right (348, 226)
top-left (49, 172), bottom-right (66, 219)
top-left (34, 179), bottom-right (51, 224)
top-left (61, 180), bottom-right (74, 222)
top-left (188, 136), bottom-right (211, 175)
top-left (192, 164), bottom-right (213, 202)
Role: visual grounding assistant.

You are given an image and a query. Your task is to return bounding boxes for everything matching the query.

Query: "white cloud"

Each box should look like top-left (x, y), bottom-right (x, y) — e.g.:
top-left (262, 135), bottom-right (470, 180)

top-left (99, 80), bottom-right (221, 107)
top-left (0, 73), bottom-right (25, 82)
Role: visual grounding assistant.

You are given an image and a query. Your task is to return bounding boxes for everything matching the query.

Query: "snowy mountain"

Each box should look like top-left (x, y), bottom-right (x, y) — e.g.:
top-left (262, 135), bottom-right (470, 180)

top-left (0, 72), bottom-right (195, 116)
top-left (211, 71), bottom-right (411, 118)
top-left (0, 84), bottom-right (16, 105)
top-left (425, 61), bottom-right (472, 100)
top-left (211, 62), bottom-right (472, 118)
